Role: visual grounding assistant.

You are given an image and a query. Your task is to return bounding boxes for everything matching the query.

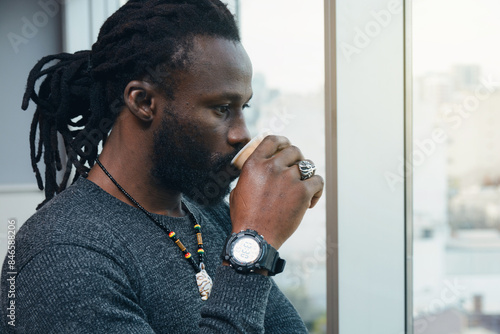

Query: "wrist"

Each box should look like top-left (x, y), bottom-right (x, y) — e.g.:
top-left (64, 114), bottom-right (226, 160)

top-left (221, 229), bottom-right (285, 276)
top-left (222, 260), bottom-right (269, 276)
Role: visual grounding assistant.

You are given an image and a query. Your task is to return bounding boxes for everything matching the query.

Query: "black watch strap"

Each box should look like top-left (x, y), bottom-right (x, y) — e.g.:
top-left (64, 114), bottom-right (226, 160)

top-left (261, 245), bottom-right (285, 276)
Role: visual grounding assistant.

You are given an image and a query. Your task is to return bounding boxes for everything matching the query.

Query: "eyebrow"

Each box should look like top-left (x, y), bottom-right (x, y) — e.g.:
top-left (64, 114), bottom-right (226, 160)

top-left (208, 92), bottom-right (253, 103)
top-left (244, 93), bottom-right (253, 103)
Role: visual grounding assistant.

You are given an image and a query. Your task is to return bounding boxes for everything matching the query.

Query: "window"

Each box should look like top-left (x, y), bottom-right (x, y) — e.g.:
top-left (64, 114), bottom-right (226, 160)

top-left (412, 1), bottom-right (500, 333)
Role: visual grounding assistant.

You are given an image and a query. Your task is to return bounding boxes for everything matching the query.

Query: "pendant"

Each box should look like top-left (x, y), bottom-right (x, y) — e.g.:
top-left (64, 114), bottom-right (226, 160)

top-left (196, 269), bottom-right (213, 301)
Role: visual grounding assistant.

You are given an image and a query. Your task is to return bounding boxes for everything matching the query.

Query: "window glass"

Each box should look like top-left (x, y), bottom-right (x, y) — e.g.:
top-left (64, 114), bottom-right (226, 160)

top-left (413, 1), bottom-right (500, 333)
top-left (239, 1), bottom-right (327, 332)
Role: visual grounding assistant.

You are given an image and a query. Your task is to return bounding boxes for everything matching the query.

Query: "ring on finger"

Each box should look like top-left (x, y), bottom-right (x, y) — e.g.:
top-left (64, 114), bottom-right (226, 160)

top-left (298, 160), bottom-right (316, 180)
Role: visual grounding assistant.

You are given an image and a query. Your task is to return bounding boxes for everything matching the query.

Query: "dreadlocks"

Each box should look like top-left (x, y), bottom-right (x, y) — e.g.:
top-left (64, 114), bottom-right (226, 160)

top-left (22, 0), bottom-right (240, 208)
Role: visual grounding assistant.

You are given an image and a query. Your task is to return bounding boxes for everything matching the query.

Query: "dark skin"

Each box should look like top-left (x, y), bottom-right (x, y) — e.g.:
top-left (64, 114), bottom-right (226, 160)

top-left (88, 35), bottom-right (324, 255)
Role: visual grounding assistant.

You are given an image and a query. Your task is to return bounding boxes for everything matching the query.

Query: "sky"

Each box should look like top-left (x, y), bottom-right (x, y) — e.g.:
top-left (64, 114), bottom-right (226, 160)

top-left (413, 0), bottom-right (500, 77)
top-left (238, 0), bottom-right (325, 95)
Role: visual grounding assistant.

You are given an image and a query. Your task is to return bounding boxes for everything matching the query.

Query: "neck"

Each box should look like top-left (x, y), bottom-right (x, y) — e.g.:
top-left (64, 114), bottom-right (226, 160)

top-left (87, 127), bottom-right (186, 217)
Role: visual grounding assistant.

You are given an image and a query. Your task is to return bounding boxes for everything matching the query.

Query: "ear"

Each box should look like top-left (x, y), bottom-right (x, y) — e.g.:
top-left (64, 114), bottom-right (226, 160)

top-left (123, 80), bottom-right (158, 122)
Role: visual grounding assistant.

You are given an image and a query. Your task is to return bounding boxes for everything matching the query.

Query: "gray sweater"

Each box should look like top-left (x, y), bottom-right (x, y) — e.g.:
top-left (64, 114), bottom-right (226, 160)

top-left (0, 178), bottom-right (307, 333)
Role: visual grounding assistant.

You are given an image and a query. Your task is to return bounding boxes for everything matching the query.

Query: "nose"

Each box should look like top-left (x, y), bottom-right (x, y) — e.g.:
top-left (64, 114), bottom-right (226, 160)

top-left (228, 113), bottom-right (251, 148)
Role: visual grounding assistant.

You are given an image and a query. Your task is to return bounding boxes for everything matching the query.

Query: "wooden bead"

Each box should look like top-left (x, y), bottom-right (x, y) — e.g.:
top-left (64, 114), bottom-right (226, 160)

top-left (175, 239), bottom-right (186, 251)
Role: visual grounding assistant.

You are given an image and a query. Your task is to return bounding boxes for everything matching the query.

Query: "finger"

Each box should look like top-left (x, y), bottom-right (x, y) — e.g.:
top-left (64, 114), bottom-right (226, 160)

top-left (303, 175), bottom-right (324, 208)
top-left (272, 145), bottom-right (305, 168)
top-left (251, 135), bottom-right (291, 159)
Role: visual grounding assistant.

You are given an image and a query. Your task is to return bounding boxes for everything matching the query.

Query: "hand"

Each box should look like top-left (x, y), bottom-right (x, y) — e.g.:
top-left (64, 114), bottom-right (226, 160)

top-left (229, 135), bottom-right (324, 249)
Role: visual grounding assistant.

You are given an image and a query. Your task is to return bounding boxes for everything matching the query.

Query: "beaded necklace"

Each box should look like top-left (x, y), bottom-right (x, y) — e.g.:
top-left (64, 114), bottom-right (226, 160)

top-left (95, 158), bottom-right (213, 300)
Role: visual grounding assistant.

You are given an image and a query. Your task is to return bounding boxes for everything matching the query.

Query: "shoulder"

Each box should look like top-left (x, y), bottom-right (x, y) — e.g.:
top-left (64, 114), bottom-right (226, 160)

top-left (14, 178), bottom-right (135, 270)
top-left (18, 178), bottom-right (98, 240)
top-left (19, 177), bottom-right (110, 237)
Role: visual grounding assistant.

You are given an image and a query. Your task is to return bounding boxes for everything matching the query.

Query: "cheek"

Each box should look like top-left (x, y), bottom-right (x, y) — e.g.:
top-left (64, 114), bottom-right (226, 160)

top-left (172, 106), bottom-right (230, 152)
top-left (197, 130), bottom-right (226, 157)
top-left (209, 124), bottom-right (231, 149)
top-left (193, 118), bottom-right (228, 147)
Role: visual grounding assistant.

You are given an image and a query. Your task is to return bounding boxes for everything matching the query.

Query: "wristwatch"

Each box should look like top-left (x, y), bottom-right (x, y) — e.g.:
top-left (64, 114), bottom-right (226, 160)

top-left (221, 229), bottom-right (286, 276)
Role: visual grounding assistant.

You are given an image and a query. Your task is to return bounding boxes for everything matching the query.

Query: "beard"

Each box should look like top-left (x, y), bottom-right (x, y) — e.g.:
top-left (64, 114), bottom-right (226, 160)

top-left (150, 109), bottom-right (241, 207)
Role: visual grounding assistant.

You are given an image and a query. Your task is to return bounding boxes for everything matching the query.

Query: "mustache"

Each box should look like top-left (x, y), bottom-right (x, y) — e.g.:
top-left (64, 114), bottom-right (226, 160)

top-left (207, 149), bottom-right (242, 184)
top-left (212, 149), bottom-right (239, 171)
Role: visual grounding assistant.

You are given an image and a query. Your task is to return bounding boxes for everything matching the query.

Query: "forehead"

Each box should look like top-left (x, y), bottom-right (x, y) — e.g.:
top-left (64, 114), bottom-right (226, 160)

top-left (172, 36), bottom-right (253, 101)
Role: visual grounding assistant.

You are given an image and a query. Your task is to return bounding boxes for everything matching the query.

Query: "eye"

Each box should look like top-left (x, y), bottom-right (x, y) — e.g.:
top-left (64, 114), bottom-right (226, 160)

top-left (243, 103), bottom-right (251, 110)
top-left (213, 104), bottom-right (231, 115)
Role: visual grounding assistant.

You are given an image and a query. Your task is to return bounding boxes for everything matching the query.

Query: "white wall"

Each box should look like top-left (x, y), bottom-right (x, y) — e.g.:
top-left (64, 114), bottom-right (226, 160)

top-left (63, 0), bottom-right (123, 52)
top-left (0, 0), bottom-right (62, 185)
top-left (0, 0), bottom-right (63, 259)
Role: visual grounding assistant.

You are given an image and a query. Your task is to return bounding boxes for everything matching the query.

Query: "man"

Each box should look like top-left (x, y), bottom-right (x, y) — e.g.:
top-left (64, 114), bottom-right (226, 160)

top-left (1, 0), bottom-right (323, 332)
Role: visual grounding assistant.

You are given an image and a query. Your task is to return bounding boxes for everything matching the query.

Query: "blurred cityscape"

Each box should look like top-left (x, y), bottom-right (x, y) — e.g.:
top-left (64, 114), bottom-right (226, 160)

top-left (413, 64), bottom-right (500, 334)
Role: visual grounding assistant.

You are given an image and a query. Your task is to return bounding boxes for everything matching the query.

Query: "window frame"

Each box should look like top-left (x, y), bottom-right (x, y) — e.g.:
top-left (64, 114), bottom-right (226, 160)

top-left (325, 0), bottom-right (411, 332)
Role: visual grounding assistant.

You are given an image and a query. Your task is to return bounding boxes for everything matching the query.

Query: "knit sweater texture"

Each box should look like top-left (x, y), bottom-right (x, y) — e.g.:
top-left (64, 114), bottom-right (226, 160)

top-left (0, 178), bottom-right (307, 333)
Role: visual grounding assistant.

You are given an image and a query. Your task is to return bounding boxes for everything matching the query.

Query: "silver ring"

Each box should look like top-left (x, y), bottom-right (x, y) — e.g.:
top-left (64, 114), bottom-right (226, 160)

top-left (298, 160), bottom-right (316, 180)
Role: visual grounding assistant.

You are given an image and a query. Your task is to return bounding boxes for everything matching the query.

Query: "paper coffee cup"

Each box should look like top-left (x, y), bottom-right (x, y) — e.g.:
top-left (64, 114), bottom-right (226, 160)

top-left (231, 132), bottom-right (270, 169)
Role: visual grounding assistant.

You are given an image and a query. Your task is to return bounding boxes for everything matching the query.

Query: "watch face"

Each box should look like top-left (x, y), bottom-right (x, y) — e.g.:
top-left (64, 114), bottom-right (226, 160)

top-left (232, 236), bottom-right (261, 264)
